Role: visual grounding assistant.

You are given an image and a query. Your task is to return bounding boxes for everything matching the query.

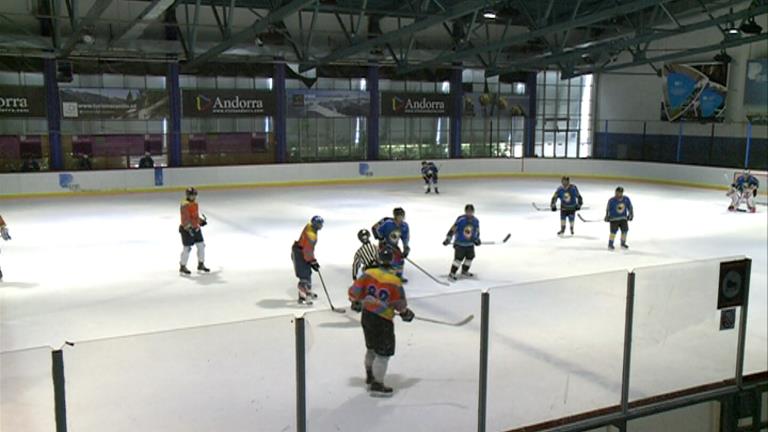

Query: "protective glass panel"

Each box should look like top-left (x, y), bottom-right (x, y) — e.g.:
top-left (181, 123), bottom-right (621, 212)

top-left (305, 289), bottom-right (481, 432)
top-left (0, 347), bottom-right (55, 432)
top-left (629, 257), bottom-right (745, 401)
top-left (65, 316), bottom-right (295, 432)
top-left (487, 271), bottom-right (628, 430)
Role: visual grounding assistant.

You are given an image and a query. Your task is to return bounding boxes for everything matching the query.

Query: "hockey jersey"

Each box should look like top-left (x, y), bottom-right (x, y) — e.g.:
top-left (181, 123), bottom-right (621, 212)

top-left (296, 223), bottom-right (318, 263)
top-left (349, 267), bottom-right (408, 320)
top-left (373, 217), bottom-right (410, 250)
top-left (606, 196), bottom-right (633, 221)
top-left (180, 200), bottom-right (201, 229)
top-left (552, 184), bottom-right (583, 210)
top-left (421, 162), bottom-right (438, 177)
top-left (448, 215), bottom-right (480, 246)
top-left (735, 174), bottom-right (760, 191)
top-left (352, 242), bottom-right (379, 279)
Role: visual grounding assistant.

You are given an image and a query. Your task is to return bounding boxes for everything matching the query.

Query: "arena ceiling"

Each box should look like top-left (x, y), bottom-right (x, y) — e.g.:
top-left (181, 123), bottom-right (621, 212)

top-left (0, 0), bottom-right (765, 78)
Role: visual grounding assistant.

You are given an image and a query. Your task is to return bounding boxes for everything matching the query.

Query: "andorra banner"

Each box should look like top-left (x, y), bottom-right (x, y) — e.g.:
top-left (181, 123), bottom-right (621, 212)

top-left (182, 89), bottom-right (276, 117)
top-left (0, 86), bottom-right (46, 117)
top-left (661, 63), bottom-right (728, 122)
top-left (381, 92), bottom-right (452, 117)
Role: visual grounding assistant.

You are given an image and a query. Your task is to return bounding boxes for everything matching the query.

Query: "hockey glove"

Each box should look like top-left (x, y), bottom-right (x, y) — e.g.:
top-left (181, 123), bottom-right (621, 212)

top-left (400, 308), bottom-right (415, 322)
top-left (402, 246), bottom-right (410, 258)
top-left (1, 227), bottom-right (10, 241)
top-left (443, 236), bottom-right (452, 246)
top-left (200, 216), bottom-right (208, 227)
top-left (474, 238), bottom-right (482, 246)
top-left (575, 205), bottom-right (582, 211)
top-left (604, 215), bottom-right (610, 222)
top-left (310, 261), bottom-right (320, 271)
top-left (628, 214), bottom-right (634, 221)
top-left (351, 301), bottom-right (363, 313)
top-left (551, 205), bottom-right (557, 212)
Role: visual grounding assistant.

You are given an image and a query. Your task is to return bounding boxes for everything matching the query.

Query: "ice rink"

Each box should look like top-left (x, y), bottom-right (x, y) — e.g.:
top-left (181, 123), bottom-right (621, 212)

top-left (1, 176), bottom-right (766, 431)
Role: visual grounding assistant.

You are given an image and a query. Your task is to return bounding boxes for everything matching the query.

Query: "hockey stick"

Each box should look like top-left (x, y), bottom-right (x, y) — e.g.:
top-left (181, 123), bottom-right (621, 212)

top-left (316, 270), bottom-right (346, 313)
top-left (483, 233), bottom-right (511, 245)
top-left (405, 257), bottom-right (450, 286)
top-left (578, 214), bottom-right (604, 223)
top-left (414, 314), bottom-right (475, 327)
top-left (533, 203), bottom-right (590, 212)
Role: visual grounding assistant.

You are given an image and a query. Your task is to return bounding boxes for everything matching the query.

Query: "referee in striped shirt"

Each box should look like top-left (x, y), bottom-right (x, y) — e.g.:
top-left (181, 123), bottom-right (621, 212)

top-left (353, 229), bottom-right (380, 279)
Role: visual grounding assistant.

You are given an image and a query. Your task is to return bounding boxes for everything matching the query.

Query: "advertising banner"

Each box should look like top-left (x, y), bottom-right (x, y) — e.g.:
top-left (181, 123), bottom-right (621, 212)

top-left (287, 89), bottom-right (369, 117)
top-left (60, 88), bottom-right (169, 120)
top-left (182, 89), bottom-right (276, 117)
top-left (381, 92), bottom-right (452, 117)
top-left (0, 86), bottom-right (46, 117)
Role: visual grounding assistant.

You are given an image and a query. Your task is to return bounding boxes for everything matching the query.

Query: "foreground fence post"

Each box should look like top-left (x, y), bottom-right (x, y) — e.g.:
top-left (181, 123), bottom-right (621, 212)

top-left (52, 349), bottom-right (68, 432)
top-left (620, 272), bottom-right (636, 413)
top-left (478, 290), bottom-right (490, 432)
top-left (735, 259), bottom-right (751, 388)
top-left (295, 316), bottom-right (307, 432)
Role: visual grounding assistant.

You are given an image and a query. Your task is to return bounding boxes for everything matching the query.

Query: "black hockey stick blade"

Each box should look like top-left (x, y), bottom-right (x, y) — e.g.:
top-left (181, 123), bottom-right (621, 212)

top-left (317, 270), bottom-right (346, 313)
top-left (405, 257), bottom-right (450, 286)
top-left (531, 202), bottom-right (550, 211)
top-left (578, 214), bottom-right (603, 223)
top-left (484, 233), bottom-right (512, 245)
top-left (415, 314), bottom-right (474, 327)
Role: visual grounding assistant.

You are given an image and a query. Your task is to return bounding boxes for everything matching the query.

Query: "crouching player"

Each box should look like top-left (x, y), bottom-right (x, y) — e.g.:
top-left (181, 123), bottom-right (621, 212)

top-left (728, 170), bottom-right (760, 213)
top-left (349, 248), bottom-right (414, 397)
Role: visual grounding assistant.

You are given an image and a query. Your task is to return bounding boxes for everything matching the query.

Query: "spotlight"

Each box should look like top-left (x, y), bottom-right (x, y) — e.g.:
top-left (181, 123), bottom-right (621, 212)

top-left (581, 53), bottom-right (595, 64)
top-left (483, 9), bottom-right (497, 20)
top-left (81, 33), bottom-right (95, 45)
top-left (714, 49), bottom-right (732, 64)
top-left (740, 17), bottom-right (763, 35)
top-left (724, 24), bottom-right (741, 36)
top-left (255, 36), bottom-right (264, 47)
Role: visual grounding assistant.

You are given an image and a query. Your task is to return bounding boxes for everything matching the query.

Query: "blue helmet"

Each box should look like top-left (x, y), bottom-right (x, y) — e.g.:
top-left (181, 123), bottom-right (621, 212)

top-left (311, 215), bottom-right (324, 230)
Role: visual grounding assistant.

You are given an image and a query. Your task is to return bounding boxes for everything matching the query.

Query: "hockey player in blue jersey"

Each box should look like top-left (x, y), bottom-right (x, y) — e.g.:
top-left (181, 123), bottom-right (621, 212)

top-left (421, 161), bottom-right (439, 194)
top-left (372, 207), bottom-right (410, 282)
top-left (550, 176), bottom-right (583, 236)
top-left (728, 170), bottom-right (760, 213)
top-left (443, 204), bottom-right (481, 280)
top-left (604, 186), bottom-right (634, 250)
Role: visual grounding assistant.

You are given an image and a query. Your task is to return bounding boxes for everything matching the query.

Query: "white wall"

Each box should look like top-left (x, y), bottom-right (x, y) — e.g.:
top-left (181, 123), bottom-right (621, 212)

top-left (594, 9), bottom-right (768, 139)
top-left (1, 159), bottom-right (763, 198)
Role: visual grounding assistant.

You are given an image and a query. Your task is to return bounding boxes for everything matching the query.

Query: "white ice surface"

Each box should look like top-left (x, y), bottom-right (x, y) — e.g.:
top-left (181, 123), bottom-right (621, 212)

top-left (1, 178), bottom-right (766, 431)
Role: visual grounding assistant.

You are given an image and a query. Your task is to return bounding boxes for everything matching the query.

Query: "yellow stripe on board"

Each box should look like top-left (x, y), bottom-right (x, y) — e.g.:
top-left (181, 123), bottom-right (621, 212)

top-left (0, 171), bottom-right (765, 199)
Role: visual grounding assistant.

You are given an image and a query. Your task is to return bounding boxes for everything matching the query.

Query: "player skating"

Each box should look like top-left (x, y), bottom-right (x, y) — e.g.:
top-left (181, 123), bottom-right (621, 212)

top-left (352, 229), bottom-right (379, 280)
top-left (349, 248), bottom-right (414, 397)
top-left (0, 214), bottom-right (10, 281)
top-left (292, 215), bottom-right (323, 305)
top-left (372, 207), bottom-right (410, 282)
top-left (604, 186), bottom-right (634, 250)
top-left (421, 161), bottom-right (439, 194)
top-left (443, 204), bottom-right (481, 280)
top-left (178, 187), bottom-right (210, 274)
top-left (551, 176), bottom-right (583, 236)
top-left (728, 170), bottom-right (760, 213)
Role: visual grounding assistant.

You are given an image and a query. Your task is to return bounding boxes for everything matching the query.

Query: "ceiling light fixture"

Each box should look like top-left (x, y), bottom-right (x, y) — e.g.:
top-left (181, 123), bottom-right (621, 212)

top-left (714, 49), bottom-right (732, 64)
top-left (483, 9), bottom-right (497, 20)
top-left (740, 17), bottom-right (763, 35)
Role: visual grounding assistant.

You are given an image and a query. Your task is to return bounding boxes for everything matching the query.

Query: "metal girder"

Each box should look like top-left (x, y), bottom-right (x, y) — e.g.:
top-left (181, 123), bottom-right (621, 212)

top-left (400, 0), bottom-right (673, 74)
top-left (486, 3), bottom-right (768, 76)
top-left (110, 0), bottom-right (175, 43)
top-left (59, 0), bottom-right (114, 57)
top-left (184, 0), bottom-right (313, 69)
top-left (570, 32), bottom-right (768, 77)
top-left (298, 0), bottom-right (504, 72)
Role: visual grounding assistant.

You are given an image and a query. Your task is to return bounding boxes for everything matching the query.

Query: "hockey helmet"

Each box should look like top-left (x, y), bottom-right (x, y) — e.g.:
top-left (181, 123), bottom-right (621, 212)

top-left (185, 187), bottom-right (198, 199)
top-left (357, 229), bottom-right (371, 243)
top-left (615, 186), bottom-right (624, 194)
top-left (311, 215), bottom-right (324, 230)
top-left (561, 176), bottom-right (570, 185)
top-left (393, 207), bottom-right (406, 218)
top-left (465, 203), bottom-right (475, 213)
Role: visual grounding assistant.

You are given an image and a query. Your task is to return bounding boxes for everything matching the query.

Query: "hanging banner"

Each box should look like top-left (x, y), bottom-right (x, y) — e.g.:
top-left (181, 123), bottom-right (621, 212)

top-left (745, 59), bottom-right (767, 125)
top-left (381, 92), bottom-right (452, 117)
top-left (182, 89), bottom-right (276, 117)
top-left (0, 86), bottom-right (46, 117)
top-left (287, 89), bottom-right (369, 117)
top-left (462, 93), bottom-right (528, 118)
top-left (60, 88), bottom-right (169, 120)
top-left (661, 63), bottom-right (727, 122)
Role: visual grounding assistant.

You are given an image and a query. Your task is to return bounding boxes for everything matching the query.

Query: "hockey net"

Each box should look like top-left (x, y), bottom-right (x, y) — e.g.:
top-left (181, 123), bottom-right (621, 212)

top-left (732, 170), bottom-right (768, 205)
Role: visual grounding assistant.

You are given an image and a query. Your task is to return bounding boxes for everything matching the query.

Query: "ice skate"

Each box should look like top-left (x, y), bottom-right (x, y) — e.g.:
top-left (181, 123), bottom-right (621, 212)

top-left (298, 295), bottom-right (313, 306)
top-left (448, 272), bottom-right (458, 281)
top-left (557, 229), bottom-right (565, 236)
top-left (749, 207), bottom-right (756, 213)
top-left (197, 262), bottom-right (210, 272)
top-left (369, 381), bottom-right (393, 397)
top-left (366, 368), bottom-right (375, 385)
top-left (435, 188), bottom-right (439, 194)
top-left (461, 270), bottom-right (475, 278)
top-left (179, 265), bottom-right (191, 275)
top-left (728, 205), bottom-right (736, 212)
top-left (608, 242), bottom-right (615, 250)
top-left (570, 227), bottom-right (574, 235)
top-left (621, 242), bottom-right (629, 249)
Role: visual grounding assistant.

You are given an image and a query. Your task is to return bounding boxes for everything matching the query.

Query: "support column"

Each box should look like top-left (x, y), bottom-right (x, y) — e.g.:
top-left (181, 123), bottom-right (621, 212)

top-left (43, 59), bottom-right (63, 170)
top-left (449, 67), bottom-right (463, 158)
top-left (525, 72), bottom-right (537, 158)
top-left (367, 64), bottom-right (380, 161)
top-left (274, 61), bottom-right (287, 163)
top-left (167, 63), bottom-right (182, 167)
